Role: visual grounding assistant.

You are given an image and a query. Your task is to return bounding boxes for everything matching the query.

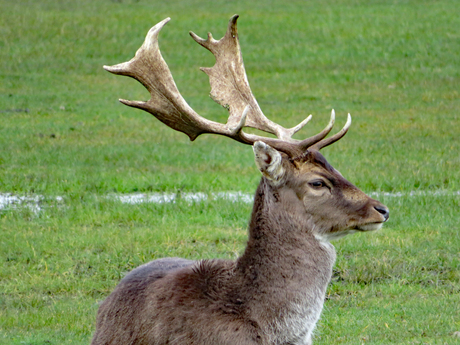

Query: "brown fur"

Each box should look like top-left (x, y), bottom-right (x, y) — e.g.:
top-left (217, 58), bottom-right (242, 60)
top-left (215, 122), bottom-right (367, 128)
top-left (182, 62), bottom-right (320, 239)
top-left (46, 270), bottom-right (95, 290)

top-left (91, 149), bottom-right (388, 345)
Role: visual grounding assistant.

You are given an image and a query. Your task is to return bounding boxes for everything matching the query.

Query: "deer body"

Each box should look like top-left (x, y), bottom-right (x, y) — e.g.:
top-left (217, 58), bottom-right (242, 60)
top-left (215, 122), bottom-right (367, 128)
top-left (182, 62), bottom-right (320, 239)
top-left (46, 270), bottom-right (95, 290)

top-left (93, 16), bottom-right (389, 345)
top-left (93, 178), bottom-right (335, 345)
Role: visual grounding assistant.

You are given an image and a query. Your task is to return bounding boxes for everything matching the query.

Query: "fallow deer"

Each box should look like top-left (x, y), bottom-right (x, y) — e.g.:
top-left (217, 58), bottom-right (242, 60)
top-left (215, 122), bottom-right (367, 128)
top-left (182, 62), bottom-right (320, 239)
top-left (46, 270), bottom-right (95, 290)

top-left (92, 15), bottom-right (389, 345)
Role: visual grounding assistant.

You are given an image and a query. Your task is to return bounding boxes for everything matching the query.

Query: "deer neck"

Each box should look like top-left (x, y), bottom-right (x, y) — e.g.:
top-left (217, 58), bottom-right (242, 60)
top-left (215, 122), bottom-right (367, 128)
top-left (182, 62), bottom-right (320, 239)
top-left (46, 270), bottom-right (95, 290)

top-left (238, 177), bottom-right (336, 273)
top-left (235, 178), bottom-right (336, 337)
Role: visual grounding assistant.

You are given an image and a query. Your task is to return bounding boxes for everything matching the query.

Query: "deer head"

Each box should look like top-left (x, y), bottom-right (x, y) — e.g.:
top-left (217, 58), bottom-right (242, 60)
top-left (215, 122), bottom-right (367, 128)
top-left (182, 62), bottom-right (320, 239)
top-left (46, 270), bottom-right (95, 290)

top-left (252, 141), bottom-right (389, 243)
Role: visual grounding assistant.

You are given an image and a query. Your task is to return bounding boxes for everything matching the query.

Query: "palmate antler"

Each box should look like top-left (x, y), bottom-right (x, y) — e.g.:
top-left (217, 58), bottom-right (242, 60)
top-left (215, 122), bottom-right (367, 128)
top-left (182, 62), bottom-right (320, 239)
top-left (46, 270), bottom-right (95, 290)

top-left (104, 15), bottom-right (351, 158)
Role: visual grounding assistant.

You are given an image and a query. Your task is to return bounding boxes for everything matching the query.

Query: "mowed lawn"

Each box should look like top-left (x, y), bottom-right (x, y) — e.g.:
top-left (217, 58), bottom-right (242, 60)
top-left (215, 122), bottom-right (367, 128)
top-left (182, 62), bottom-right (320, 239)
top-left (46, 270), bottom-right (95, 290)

top-left (1, 0), bottom-right (459, 344)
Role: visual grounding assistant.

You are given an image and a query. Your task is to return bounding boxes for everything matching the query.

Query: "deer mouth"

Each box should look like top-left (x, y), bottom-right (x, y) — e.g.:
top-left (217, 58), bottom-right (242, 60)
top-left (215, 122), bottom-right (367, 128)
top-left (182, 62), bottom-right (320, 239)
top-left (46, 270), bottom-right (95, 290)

top-left (354, 222), bottom-right (384, 231)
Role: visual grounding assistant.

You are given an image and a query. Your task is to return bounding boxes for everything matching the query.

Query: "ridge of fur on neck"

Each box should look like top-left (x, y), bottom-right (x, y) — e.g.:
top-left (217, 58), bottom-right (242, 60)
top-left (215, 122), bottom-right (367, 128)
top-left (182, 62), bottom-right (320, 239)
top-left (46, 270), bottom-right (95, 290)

top-left (236, 177), bottom-right (336, 285)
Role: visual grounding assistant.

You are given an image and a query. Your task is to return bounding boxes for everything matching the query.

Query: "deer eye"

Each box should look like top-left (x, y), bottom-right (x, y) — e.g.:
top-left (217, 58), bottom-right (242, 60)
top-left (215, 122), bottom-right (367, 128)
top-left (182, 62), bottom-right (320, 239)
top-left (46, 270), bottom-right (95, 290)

top-left (309, 180), bottom-right (326, 188)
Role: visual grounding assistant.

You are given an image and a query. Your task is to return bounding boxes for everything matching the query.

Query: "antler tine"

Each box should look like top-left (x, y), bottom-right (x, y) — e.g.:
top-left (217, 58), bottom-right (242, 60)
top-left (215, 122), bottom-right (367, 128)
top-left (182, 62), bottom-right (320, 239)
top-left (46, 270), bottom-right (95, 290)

top-left (103, 17), bottom-right (171, 78)
top-left (189, 14), bottom-right (313, 141)
top-left (286, 115), bottom-right (313, 136)
top-left (310, 113), bottom-right (352, 151)
top-left (297, 109), bottom-right (336, 150)
top-left (103, 18), bottom-right (246, 142)
top-left (237, 110), bottom-right (350, 157)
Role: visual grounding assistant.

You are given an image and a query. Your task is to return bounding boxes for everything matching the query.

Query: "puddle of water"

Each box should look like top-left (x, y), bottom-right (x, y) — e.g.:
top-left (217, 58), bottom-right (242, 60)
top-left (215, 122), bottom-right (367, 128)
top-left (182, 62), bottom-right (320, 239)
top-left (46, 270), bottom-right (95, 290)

top-left (0, 193), bottom-right (63, 214)
top-left (1, 190), bottom-right (458, 213)
top-left (107, 191), bottom-right (254, 204)
top-left (110, 193), bottom-right (177, 204)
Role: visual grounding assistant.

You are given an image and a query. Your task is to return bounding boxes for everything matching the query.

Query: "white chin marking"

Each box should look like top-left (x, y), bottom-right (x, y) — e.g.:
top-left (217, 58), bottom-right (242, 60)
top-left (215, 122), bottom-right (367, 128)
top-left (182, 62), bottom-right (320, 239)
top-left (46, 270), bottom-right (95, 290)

top-left (356, 223), bottom-right (383, 231)
top-left (315, 230), bottom-right (357, 242)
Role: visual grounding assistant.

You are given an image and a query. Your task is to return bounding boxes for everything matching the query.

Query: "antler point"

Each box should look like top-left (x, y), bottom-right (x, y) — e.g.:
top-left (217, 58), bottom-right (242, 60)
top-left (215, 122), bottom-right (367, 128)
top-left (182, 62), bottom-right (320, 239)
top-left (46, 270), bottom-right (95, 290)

top-left (232, 105), bottom-right (249, 133)
top-left (228, 14), bottom-right (239, 36)
top-left (103, 62), bottom-right (132, 75)
top-left (159, 17), bottom-right (171, 26)
top-left (328, 112), bottom-right (335, 126)
top-left (103, 64), bottom-right (117, 72)
top-left (345, 113), bottom-right (352, 127)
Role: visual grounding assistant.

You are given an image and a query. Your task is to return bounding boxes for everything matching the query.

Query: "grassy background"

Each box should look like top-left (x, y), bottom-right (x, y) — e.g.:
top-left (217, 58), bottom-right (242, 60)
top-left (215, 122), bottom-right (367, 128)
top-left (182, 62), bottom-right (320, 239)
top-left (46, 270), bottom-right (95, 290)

top-left (1, 0), bottom-right (459, 344)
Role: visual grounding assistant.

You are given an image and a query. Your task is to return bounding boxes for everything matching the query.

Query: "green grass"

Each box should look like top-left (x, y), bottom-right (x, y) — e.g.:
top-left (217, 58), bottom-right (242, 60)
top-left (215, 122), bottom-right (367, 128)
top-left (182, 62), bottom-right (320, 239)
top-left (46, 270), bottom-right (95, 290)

top-left (1, 0), bottom-right (459, 344)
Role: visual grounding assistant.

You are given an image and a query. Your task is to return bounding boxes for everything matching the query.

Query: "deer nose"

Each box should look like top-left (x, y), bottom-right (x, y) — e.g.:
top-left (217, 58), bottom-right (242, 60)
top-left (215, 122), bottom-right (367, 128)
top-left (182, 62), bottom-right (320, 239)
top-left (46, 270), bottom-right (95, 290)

top-left (374, 205), bottom-right (389, 222)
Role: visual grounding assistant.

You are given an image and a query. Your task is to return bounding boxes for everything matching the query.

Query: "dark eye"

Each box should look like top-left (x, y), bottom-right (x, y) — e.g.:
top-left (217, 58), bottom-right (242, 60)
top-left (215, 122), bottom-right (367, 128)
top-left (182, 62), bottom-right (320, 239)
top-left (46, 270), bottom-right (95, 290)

top-left (309, 180), bottom-right (325, 188)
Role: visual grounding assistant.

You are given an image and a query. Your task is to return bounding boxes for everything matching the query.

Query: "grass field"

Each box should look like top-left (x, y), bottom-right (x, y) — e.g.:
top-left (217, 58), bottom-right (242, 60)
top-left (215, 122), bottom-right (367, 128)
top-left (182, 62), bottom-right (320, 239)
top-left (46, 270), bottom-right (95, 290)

top-left (1, 0), bottom-right (459, 344)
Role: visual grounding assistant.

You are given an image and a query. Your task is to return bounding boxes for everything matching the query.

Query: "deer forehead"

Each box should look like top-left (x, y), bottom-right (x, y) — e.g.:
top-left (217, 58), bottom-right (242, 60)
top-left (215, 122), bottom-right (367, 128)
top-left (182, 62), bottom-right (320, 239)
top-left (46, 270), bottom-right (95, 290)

top-left (290, 151), bottom-right (340, 180)
top-left (289, 154), bottom-right (369, 198)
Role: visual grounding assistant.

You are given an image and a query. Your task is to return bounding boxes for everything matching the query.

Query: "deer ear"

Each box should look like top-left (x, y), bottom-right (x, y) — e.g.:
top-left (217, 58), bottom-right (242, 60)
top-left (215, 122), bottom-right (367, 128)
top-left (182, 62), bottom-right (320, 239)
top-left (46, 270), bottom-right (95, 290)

top-left (253, 141), bottom-right (285, 182)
